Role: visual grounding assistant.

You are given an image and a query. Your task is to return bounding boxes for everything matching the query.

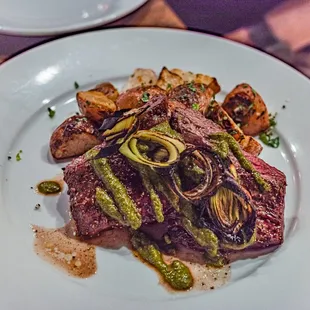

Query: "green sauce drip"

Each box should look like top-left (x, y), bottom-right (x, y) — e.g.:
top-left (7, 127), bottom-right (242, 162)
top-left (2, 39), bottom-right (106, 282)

top-left (37, 181), bottom-right (61, 195)
top-left (90, 156), bottom-right (142, 230)
top-left (139, 166), bottom-right (164, 223)
top-left (95, 187), bottom-right (125, 224)
top-left (182, 217), bottom-right (218, 257)
top-left (210, 132), bottom-right (270, 191)
top-left (132, 233), bottom-right (193, 291)
top-left (179, 157), bottom-right (205, 184)
top-left (151, 121), bottom-right (183, 140)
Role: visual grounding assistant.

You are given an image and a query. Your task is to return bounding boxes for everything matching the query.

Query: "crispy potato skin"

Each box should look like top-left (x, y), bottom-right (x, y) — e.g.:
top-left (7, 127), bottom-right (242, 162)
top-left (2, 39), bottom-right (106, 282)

top-left (76, 91), bottom-right (117, 123)
top-left (93, 82), bottom-right (119, 102)
top-left (222, 83), bottom-right (269, 136)
top-left (206, 101), bottom-right (262, 156)
top-left (168, 82), bottom-right (214, 114)
top-left (50, 115), bottom-right (102, 159)
top-left (116, 85), bottom-right (166, 110)
top-left (156, 67), bottom-right (183, 90)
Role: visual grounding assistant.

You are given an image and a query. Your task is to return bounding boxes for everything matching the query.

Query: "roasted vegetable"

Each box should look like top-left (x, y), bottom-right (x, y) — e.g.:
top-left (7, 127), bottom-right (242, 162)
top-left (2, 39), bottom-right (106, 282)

top-left (50, 115), bottom-right (102, 159)
top-left (206, 100), bottom-right (263, 156)
top-left (123, 68), bottom-right (157, 91)
top-left (119, 130), bottom-right (186, 168)
top-left (208, 187), bottom-right (256, 249)
top-left (169, 82), bottom-right (215, 114)
top-left (116, 86), bottom-right (165, 110)
top-left (156, 67), bottom-right (183, 90)
top-left (222, 83), bottom-right (269, 136)
top-left (93, 82), bottom-right (119, 102)
top-left (171, 68), bottom-right (221, 95)
top-left (76, 91), bottom-right (117, 123)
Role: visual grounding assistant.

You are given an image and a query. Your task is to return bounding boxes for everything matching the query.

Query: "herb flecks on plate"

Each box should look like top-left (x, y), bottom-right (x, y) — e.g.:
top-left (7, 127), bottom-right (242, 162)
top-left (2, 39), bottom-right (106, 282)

top-left (48, 107), bottom-right (56, 118)
top-left (259, 112), bottom-right (280, 148)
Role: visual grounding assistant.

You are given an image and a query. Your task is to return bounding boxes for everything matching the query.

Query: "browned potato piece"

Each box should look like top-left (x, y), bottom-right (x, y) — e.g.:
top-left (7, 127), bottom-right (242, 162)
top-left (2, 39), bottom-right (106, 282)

top-left (168, 82), bottom-right (214, 114)
top-left (116, 85), bottom-right (166, 110)
top-left (123, 69), bottom-right (157, 91)
top-left (222, 83), bottom-right (269, 136)
top-left (156, 67), bottom-right (183, 90)
top-left (206, 101), bottom-right (262, 156)
top-left (171, 69), bottom-right (221, 94)
top-left (76, 91), bottom-right (117, 123)
top-left (93, 82), bottom-right (119, 102)
top-left (50, 115), bottom-right (102, 159)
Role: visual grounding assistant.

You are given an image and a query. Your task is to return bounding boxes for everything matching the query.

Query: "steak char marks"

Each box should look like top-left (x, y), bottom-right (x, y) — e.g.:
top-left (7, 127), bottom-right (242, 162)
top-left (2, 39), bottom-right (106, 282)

top-left (64, 96), bottom-right (286, 263)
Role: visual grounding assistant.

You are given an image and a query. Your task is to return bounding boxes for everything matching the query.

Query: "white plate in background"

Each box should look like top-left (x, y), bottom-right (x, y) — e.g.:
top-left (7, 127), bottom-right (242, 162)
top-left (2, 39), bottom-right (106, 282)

top-left (0, 0), bottom-right (147, 36)
top-left (0, 28), bottom-right (308, 310)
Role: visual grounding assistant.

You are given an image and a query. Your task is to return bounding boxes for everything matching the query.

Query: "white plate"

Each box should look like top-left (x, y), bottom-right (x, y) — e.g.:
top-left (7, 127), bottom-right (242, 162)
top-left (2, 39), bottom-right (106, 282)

top-left (0, 28), bottom-right (309, 310)
top-left (0, 0), bottom-right (147, 36)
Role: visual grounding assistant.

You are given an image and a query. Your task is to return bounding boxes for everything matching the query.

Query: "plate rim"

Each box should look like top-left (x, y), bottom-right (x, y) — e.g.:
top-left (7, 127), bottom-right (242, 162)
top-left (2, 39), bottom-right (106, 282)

top-left (0, 26), bottom-right (309, 309)
top-left (0, 0), bottom-right (148, 36)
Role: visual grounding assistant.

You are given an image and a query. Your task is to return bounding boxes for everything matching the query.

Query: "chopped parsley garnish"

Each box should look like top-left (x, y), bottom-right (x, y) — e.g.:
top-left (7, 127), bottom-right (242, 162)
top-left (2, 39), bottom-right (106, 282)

top-left (74, 81), bottom-right (79, 89)
top-left (47, 107), bottom-right (55, 118)
top-left (242, 84), bottom-right (248, 88)
top-left (86, 100), bottom-right (91, 106)
top-left (252, 88), bottom-right (257, 96)
top-left (16, 150), bottom-right (22, 161)
top-left (269, 113), bottom-right (277, 127)
top-left (192, 103), bottom-right (199, 111)
top-left (167, 83), bottom-right (172, 90)
top-left (200, 84), bottom-right (206, 92)
top-left (188, 82), bottom-right (196, 92)
top-left (259, 133), bottom-right (280, 148)
top-left (259, 113), bottom-right (280, 148)
top-left (282, 105), bottom-right (286, 109)
top-left (141, 92), bottom-right (150, 103)
top-left (7, 156), bottom-right (11, 160)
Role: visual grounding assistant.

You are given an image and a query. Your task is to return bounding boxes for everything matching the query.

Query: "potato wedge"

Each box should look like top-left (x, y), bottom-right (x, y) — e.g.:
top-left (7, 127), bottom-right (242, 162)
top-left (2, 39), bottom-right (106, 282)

top-left (206, 101), bottom-right (262, 156)
top-left (50, 115), bottom-right (102, 159)
top-left (156, 67), bottom-right (183, 90)
top-left (116, 85), bottom-right (166, 110)
top-left (123, 68), bottom-right (157, 92)
top-left (76, 91), bottom-right (117, 123)
top-left (171, 68), bottom-right (221, 94)
top-left (222, 83), bottom-right (269, 136)
top-left (93, 82), bottom-right (119, 102)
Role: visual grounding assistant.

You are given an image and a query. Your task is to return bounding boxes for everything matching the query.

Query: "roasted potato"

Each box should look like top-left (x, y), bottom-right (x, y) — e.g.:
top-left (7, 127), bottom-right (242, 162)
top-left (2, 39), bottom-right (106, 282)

top-left (222, 83), bottom-right (269, 136)
top-left (123, 68), bottom-right (157, 91)
top-left (171, 68), bottom-right (221, 95)
top-left (76, 91), bottom-right (117, 123)
top-left (156, 67), bottom-right (183, 90)
top-left (93, 82), bottom-right (119, 102)
top-left (116, 85), bottom-right (166, 110)
top-left (50, 116), bottom-right (102, 159)
top-left (168, 82), bottom-right (215, 114)
top-left (206, 101), bottom-right (262, 156)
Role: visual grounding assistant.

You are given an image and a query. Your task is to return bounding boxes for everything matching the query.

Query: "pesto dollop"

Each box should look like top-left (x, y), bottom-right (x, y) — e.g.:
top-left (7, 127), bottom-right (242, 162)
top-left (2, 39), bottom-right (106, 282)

top-left (37, 181), bottom-right (61, 195)
top-left (210, 132), bottom-right (270, 191)
top-left (95, 187), bottom-right (125, 224)
top-left (90, 155), bottom-right (142, 230)
top-left (132, 233), bottom-right (193, 290)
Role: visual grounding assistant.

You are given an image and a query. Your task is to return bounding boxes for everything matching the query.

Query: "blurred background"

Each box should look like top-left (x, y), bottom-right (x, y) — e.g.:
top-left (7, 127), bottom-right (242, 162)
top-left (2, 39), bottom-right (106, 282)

top-left (0, 0), bottom-right (309, 77)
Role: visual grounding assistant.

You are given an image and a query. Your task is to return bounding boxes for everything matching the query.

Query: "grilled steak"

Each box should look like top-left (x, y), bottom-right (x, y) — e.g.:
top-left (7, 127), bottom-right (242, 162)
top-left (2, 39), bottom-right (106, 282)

top-left (64, 98), bottom-right (286, 264)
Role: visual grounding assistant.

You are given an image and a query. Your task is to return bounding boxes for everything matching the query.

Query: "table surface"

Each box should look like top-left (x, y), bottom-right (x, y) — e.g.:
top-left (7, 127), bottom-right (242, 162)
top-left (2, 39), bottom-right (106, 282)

top-left (0, 0), bottom-right (310, 78)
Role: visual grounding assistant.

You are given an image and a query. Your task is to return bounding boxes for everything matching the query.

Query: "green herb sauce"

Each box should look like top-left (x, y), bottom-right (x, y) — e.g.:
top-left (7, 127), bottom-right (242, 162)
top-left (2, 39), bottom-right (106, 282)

top-left (150, 121), bottom-right (182, 140)
top-left (139, 166), bottom-right (164, 223)
top-left (182, 217), bottom-right (218, 257)
top-left (132, 233), bottom-right (193, 290)
top-left (37, 181), bottom-right (61, 195)
top-left (210, 132), bottom-right (270, 191)
top-left (90, 155), bottom-right (142, 230)
top-left (95, 187), bottom-right (125, 224)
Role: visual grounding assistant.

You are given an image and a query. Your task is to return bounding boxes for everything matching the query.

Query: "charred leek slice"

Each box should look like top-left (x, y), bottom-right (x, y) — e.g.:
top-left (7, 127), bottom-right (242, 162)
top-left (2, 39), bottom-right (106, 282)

top-left (103, 115), bottom-right (137, 139)
top-left (119, 130), bottom-right (185, 168)
top-left (208, 187), bottom-right (256, 249)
